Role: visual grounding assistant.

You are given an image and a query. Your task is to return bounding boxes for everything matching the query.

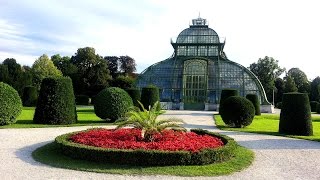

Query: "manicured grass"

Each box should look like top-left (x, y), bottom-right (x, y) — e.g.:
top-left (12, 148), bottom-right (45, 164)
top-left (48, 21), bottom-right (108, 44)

top-left (215, 114), bottom-right (320, 142)
top-left (0, 106), bottom-right (108, 128)
top-left (32, 142), bottom-right (254, 176)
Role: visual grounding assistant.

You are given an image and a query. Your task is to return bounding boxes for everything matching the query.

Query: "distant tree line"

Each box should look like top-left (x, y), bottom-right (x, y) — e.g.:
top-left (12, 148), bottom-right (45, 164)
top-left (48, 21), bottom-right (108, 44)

top-left (0, 47), bottom-right (137, 98)
top-left (249, 56), bottom-right (320, 105)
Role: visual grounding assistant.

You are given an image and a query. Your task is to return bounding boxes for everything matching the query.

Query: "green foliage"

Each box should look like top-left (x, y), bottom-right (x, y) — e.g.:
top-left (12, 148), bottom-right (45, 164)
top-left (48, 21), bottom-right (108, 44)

top-left (125, 88), bottom-right (141, 107)
top-left (119, 56), bottom-right (136, 75)
top-left (141, 85), bottom-right (160, 110)
top-left (71, 47), bottom-right (111, 96)
top-left (249, 56), bottom-right (285, 102)
top-left (75, 95), bottom-right (90, 105)
top-left (220, 96), bottom-right (255, 128)
top-left (310, 77), bottom-right (320, 101)
top-left (246, 94), bottom-right (261, 115)
top-left (316, 103), bottom-right (320, 114)
top-left (104, 56), bottom-right (119, 78)
top-left (33, 77), bottom-right (77, 125)
top-left (22, 86), bottom-right (38, 107)
top-left (310, 101), bottom-right (319, 112)
top-left (276, 102), bottom-right (282, 109)
top-left (284, 76), bottom-right (298, 93)
top-left (287, 68), bottom-right (310, 93)
top-left (111, 75), bottom-right (135, 89)
top-left (0, 82), bottom-right (22, 125)
top-left (51, 54), bottom-right (78, 76)
top-left (94, 87), bottom-right (133, 122)
top-left (54, 129), bottom-right (237, 166)
top-left (32, 54), bottom-right (62, 90)
top-left (116, 101), bottom-right (185, 142)
top-left (275, 78), bottom-right (284, 104)
top-left (279, 93), bottom-right (312, 136)
top-left (219, 89), bottom-right (239, 114)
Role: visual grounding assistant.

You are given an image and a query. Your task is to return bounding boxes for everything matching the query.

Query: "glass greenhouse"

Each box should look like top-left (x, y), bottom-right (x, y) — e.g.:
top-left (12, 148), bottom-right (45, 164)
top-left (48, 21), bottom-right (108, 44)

top-left (136, 17), bottom-right (271, 111)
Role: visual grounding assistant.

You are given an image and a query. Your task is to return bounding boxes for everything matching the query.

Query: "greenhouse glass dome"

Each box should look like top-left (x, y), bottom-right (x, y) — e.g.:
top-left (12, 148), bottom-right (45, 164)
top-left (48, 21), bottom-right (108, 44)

top-left (136, 17), bottom-right (272, 112)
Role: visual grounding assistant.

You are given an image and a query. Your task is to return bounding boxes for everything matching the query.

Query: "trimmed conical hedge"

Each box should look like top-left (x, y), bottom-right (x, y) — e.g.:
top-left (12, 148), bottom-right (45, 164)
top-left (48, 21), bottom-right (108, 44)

top-left (125, 88), bottom-right (141, 108)
top-left (141, 85), bottom-right (160, 110)
top-left (33, 77), bottom-right (77, 125)
top-left (219, 89), bottom-right (239, 114)
top-left (246, 94), bottom-right (261, 115)
top-left (279, 93), bottom-right (313, 136)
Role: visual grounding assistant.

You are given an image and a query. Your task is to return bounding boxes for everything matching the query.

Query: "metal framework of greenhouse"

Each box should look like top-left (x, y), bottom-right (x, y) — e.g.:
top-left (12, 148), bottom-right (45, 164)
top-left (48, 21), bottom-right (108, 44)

top-left (136, 17), bottom-right (272, 111)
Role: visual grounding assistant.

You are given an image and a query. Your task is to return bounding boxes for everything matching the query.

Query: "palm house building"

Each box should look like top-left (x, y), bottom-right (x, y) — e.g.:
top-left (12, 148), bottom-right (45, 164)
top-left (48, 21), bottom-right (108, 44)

top-left (136, 17), bottom-right (273, 112)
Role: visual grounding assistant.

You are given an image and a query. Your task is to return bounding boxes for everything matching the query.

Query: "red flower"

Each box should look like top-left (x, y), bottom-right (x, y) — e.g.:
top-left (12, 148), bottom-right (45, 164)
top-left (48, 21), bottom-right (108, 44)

top-left (69, 128), bottom-right (224, 153)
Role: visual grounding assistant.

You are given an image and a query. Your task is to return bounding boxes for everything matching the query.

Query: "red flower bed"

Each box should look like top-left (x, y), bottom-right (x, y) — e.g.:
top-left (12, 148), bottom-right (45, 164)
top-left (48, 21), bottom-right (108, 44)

top-left (69, 128), bottom-right (224, 153)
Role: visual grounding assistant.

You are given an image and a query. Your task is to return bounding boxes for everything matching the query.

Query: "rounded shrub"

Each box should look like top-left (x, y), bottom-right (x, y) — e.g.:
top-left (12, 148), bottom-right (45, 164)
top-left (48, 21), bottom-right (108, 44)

top-left (310, 101), bottom-right (319, 112)
top-left (141, 85), bottom-right (160, 110)
top-left (279, 93), bottom-right (313, 136)
top-left (219, 96), bottom-right (255, 128)
top-left (22, 86), bottom-right (38, 107)
top-left (0, 82), bottom-right (22, 125)
top-left (75, 95), bottom-right (90, 105)
top-left (33, 77), bottom-right (77, 125)
top-left (94, 87), bottom-right (133, 122)
top-left (246, 94), bottom-right (261, 115)
top-left (125, 88), bottom-right (141, 107)
top-left (219, 89), bottom-right (239, 114)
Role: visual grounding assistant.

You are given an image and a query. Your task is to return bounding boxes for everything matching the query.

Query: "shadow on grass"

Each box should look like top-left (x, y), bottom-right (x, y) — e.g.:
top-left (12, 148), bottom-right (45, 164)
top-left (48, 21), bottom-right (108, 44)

top-left (77, 109), bottom-right (95, 113)
top-left (16, 119), bottom-right (33, 124)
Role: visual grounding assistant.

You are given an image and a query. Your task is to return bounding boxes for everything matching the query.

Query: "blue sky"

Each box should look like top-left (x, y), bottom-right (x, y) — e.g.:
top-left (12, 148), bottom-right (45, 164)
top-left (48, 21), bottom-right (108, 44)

top-left (1, 0), bottom-right (320, 79)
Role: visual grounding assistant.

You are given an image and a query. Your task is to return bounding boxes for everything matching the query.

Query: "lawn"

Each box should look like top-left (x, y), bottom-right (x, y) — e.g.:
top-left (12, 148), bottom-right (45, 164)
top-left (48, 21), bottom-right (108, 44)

top-left (215, 114), bottom-right (320, 142)
top-left (1, 106), bottom-right (108, 128)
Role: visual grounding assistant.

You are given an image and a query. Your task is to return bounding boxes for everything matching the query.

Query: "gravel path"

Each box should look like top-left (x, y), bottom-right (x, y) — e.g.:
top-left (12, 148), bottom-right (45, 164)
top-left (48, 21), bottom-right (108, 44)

top-left (1, 110), bottom-right (320, 180)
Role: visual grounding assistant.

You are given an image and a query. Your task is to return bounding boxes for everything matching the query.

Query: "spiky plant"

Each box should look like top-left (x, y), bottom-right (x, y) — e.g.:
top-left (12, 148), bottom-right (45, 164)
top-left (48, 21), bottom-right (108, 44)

top-left (116, 101), bottom-right (185, 142)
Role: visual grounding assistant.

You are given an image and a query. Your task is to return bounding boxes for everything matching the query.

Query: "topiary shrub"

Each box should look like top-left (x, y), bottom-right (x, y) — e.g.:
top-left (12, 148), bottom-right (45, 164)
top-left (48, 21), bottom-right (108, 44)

top-left (75, 95), bottom-right (90, 105)
top-left (22, 86), bottom-right (38, 107)
top-left (317, 103), bottom-right (320, 114)
top-left (219, 89), bottom-right (239, 114)
top-left (0, 82), bottom-right (22, 125)
top-left (125, 88), bottom-right (141, 107)
top-left (94, 87), bottom-right (133, 122)
top-left (279, 93), bottom-right (312, 136)
top-left (276, 102), bottom-right (282, 109)
top-left (33, 77), bottom-right (77, 125)
top-left (219, 96), bottom-right (255, 128)
top-left (246, 94), bottom-right (261, 115)
top-left (141, 85), bottom-right (160, 110)
top-left (310, 101), bottom-right (319, 112)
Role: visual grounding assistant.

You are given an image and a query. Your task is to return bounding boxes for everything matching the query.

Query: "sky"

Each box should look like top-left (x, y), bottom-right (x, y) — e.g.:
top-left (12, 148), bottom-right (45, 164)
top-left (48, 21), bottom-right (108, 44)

top-left (1, 0), bottom-right (320, 79)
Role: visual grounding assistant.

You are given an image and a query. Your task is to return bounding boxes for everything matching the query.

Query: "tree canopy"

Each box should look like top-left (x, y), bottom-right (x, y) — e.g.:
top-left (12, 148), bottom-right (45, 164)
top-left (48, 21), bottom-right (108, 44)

top-left (249, 56), bottom-right (285, 102)
top-left (287, 68), bottom-right (310, 93)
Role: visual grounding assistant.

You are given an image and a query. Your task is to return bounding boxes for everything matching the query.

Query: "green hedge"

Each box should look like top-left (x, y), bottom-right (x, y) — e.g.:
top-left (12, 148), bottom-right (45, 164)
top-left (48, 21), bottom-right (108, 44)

top-left (219, 89), bottom-right (239, 114)
top-left (94, 87), bottom-right (133, 122)
top-left (276, 102), bottom-right (282, 109)
top-left (0, 82), bottom-right (22, 125)
top-left (54, 129), bottom-right (237, 166)
top-left (22, 86), bottom-right (38, 107)
top-left (279, 93), bottom-right (313, 136)
top-left (125, 88), bottom-right (141, 107)
top-left (141, 85), bottom-right (160, 110)
top-left (75, 95), bottom-right (90, 105)
top-left (219, 96), bottom-right (255, 128)
top-left (310, 101), bottom-right (319, 112)
top-left (245, 94), bottom-right (261, 115)
top-left (33, 77), bottom-right (77, 125)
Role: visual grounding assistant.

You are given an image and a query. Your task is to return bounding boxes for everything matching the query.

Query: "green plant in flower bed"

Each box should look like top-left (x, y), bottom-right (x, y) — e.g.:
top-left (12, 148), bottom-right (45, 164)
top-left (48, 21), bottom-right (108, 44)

top-left (54, 128), bottom-right (237, 166)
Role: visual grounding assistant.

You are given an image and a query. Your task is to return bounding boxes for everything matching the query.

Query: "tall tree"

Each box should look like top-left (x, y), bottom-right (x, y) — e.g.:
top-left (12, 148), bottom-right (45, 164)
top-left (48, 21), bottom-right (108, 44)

top-left (284, 75), bottom-right (298, 93)
top-left (310, 77), bottom-right (320, 101)
top-left (287, 68), bottom-right (310, 93)
top-left (249, 56), bottom-right (285, 102)
top-left (51, 54), bottom-right (77, 76)
top-left (274, 78), bottom-right (284, 103)
top-left (119, 55), bottom-right (136, 75)
top-left (104, 56), bottom-right (119, 78)
top-left (71, 47), bottom-right (111, 96)
top-left (0, 64), bottom-right (9, 83)
top-left (32, 54), bottom-right (62, 89)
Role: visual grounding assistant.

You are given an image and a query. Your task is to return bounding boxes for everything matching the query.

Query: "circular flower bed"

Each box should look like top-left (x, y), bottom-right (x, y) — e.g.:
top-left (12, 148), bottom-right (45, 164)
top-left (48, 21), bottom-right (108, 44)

top-left (69, 128), bottom-right (224, 153)
top-left (55, 129), bottom-right (237, 166)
